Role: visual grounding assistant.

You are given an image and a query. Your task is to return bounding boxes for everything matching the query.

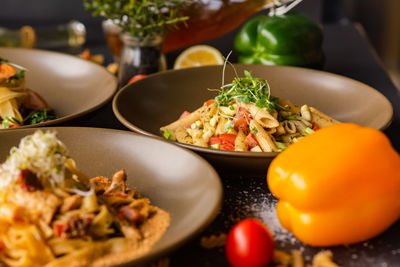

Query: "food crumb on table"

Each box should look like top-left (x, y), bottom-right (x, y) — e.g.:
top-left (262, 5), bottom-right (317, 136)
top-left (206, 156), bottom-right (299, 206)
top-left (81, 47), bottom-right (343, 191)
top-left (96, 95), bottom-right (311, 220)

top-left (200, 233), bottom-right (227, 249)
top-left (149, 257), bottom-right (170, 267)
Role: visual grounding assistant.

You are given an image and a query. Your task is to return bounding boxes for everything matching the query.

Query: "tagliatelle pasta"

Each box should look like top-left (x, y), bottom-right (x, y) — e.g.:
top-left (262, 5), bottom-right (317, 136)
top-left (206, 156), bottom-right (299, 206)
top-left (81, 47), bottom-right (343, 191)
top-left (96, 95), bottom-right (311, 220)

top-left (0, 58), bottom-right (56, 129)
top-left (0, 131), bottom-right (170, 267)
top-left (161, 70), bottom-right (339, 152)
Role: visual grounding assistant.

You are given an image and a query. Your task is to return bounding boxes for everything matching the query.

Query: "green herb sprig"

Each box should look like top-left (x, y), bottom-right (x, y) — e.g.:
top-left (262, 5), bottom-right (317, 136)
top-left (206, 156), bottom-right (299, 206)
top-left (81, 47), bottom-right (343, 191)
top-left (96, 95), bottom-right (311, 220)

top-left (24, 109), bottom-right (56, 125)
top-left (213, 70), bottom-right (280, 112)
top-left (84, 0), bottom-right (189, 39)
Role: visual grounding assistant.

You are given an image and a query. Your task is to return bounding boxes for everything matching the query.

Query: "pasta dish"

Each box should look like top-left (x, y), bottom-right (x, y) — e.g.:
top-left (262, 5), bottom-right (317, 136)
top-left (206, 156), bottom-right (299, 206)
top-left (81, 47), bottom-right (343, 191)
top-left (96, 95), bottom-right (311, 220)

top-left (161, 70), bottom-right (339, 152)
top-left (0, 58), bottom-right (56, 129)
top-left (0, 131), bottom-right (170, 266)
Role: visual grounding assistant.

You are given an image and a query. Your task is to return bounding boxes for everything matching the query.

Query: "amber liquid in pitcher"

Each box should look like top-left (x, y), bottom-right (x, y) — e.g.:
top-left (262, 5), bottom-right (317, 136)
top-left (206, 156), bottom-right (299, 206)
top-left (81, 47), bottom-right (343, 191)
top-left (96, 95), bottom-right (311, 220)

top-left (163, 0), bottom-right (271, 52)
top-left (103, 0), bottom-right (271, 58)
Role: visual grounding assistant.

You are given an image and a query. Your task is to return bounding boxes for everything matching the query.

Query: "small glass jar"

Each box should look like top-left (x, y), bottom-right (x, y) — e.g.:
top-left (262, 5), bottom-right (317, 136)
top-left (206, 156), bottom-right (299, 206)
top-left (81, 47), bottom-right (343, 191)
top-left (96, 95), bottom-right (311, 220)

top-left (118, 33), bottom-right (166, 87)
top-left (102, 19), bottom-right (123, 62)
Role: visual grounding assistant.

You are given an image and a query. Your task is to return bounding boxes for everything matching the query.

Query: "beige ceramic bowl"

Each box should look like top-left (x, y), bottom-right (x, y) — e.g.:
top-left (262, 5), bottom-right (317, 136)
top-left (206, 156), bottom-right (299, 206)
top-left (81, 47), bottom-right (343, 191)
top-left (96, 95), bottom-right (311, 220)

top-left (113, 64), bottom-right (393, 174)
top-left (0, 47), bottom-right (117, 129)
top-left (0, 127), bottom-right (223, 266)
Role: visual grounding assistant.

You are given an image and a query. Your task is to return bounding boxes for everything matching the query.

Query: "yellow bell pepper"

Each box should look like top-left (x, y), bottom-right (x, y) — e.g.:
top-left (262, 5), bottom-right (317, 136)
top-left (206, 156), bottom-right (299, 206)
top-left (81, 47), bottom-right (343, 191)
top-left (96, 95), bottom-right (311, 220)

top-left (267, 123), bottom-right (400, 246)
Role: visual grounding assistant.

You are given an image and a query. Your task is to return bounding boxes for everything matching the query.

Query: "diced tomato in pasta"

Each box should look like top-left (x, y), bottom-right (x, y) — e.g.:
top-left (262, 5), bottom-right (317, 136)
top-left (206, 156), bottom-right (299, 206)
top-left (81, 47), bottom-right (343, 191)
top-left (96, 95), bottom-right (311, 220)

top-left (234, 107), bottom-right (251, 134)
top-left (8, 124), bottom-right (21, 128)
top-left (179, 111), bottom-right (191, 119)
top-left (210, 134), bottom-right (237, 150)
top-left (221, 143), bottom-right (235, 151)
top-left (245, 133), bottom-right (259, 149)
top-left (205, 99), bottom-right (215, 106)
top-left (210, 137), bottom-right (223, 145)
top-left (311, 121), bottom-right (319, 131)
top-left (220, 133), bottom-right (237, 145)
top-left (54, 224), bottom-right (66, 237)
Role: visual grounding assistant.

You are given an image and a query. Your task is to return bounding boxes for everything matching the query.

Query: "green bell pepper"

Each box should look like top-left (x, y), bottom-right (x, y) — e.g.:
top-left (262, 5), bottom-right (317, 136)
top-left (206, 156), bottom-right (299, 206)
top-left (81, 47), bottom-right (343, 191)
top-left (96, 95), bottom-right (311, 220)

top-left (234, 12), bottom-right (324, 69)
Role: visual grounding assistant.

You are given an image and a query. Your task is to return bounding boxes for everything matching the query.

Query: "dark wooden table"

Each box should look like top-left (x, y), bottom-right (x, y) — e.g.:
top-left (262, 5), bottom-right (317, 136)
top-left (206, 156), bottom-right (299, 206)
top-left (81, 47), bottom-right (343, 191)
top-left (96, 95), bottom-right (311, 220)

top-left (68, 21), bottom-right (400, 267)
top-left (7, 1), bottom-right (399, 265)
top-left (1, 0), bottom-right (399, 265)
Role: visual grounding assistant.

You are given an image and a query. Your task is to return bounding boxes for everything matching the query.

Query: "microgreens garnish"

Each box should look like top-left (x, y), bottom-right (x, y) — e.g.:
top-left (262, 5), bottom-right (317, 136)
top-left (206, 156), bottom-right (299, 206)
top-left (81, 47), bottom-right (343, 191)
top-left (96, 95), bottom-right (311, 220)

top-left (211, 54), bottom-right (283, 113)
top-left (215, 69), bottom-right (277, 110)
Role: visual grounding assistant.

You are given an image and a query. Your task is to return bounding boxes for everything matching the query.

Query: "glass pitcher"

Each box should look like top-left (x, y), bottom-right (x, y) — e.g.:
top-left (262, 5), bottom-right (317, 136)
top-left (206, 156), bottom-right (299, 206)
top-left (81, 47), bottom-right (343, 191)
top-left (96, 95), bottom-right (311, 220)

top-left (102, 0), bottom-right (302, 58)
top-left (163, 0), bottom-right (303, 52)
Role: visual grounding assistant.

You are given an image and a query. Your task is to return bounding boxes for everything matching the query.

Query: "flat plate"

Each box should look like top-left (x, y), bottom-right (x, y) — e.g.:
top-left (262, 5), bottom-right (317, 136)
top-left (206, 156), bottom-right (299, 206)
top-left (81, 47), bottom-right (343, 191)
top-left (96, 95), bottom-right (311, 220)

top-left (0, 47), bottom-right (118, 129)
top-left (0, 127), bottom-right (223, 266)
top-left (113, 64), bottom-right (393, 174)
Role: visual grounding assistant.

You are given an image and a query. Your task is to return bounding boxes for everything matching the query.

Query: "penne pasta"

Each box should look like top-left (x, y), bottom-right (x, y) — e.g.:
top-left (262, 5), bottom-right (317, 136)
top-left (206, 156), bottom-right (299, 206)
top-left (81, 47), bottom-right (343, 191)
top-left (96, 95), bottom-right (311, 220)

top-left (250, 120), bottom-right (278, 152)
top-left (310, 107), bottom-right (340, 128)
top-left (161, 71), bottom-right (339, 153)
top-left (234, 129), bottom-right (248, 151)
top-left (243, 103), bottom-right (279, 128)
top-left (293, 120), bottom-right (308, 133)
top-left (175, 127), bottom-right (193, 144)
top-left (160, 106), bottom-right (203, 132)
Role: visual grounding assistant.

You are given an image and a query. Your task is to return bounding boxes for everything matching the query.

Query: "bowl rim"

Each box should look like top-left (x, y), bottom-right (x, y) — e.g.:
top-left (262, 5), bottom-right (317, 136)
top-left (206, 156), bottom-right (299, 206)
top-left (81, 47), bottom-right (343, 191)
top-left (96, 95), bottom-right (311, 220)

top-left (113, 64), bottom-right (394, 157)
top-left (0, 47), bottom-right (118, 130)
top-left (0, 126), bottom-right (223, 266)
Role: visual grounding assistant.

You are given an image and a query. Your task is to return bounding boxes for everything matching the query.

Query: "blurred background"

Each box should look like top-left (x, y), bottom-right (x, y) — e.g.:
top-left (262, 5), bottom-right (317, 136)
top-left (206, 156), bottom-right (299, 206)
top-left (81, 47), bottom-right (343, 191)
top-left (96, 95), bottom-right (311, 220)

top-left (323, 0), bottom-right (400, 89)
top-left (1, 0), bottom-right (399, 89)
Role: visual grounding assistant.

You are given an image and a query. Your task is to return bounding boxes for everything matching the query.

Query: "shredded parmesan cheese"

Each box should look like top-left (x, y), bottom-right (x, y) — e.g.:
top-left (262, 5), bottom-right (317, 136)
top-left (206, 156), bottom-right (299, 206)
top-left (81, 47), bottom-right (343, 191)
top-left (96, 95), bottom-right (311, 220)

top-left (0, 130), bottom-right (69, 189)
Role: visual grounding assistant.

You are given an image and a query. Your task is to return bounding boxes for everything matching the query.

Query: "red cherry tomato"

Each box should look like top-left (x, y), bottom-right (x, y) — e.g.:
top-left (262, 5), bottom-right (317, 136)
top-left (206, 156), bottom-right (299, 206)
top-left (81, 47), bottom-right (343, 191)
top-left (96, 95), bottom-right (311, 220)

top-left (245, 133), bottom-right (259, 149)
top-left (128, 74), bottom-right (147, 84)
top-left (225, 219), bottom-right (274, 267)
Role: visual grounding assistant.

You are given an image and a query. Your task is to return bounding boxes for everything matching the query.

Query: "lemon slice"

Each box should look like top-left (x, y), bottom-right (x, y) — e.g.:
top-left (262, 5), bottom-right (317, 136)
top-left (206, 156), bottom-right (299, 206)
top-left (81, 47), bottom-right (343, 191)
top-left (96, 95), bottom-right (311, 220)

top-left (173, 45), bottom-right (224, 70)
